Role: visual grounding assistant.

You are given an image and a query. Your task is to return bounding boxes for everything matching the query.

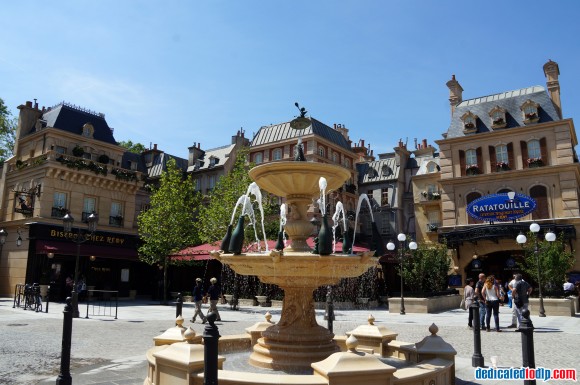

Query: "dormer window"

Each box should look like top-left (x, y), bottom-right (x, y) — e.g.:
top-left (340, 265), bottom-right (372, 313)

top-left (461, 111), bottom-right (478, 134)
top-left (489, 106), bottom-right (507, 129)
top-left (521, 100), bottom-right (540, 124)
top-left (209, 156), bottom-right (219, 167)
top-left (82, 123), bottom-right (94, 138)
top-left (426, 162), bottom-right (438, 173)
top-left (381, 165), bottom-right (392, 176)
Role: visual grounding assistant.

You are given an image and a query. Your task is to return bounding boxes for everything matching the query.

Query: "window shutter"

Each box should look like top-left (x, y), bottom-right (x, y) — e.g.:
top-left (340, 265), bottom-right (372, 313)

top-left (507, 142), bottom-right (514, 169)
top-left (530, 185), bottom-right (549, 219)
top-left (459, 150), bottom-right (466, 176)
top-left (521, 141), bottom-right (529, 168)
top-left (476, 147), bottom-right (483, 171)
top-left (489, 146), bottom-right (496, 172)
top-left (540, 137), bottom-right (548, 165)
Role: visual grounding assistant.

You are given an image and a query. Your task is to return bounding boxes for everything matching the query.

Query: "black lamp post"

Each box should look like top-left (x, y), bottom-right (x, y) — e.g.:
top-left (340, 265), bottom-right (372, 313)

top-left (387, 233), bottom-right (417, 315)
top-left (516, 223), bottom-right (556, 317)
top-left (63, 212), bottom-right (98, 318)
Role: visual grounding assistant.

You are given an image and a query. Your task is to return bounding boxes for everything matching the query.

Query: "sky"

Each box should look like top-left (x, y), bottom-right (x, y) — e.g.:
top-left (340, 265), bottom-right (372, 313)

top-left (2, 1), bottom-right (580, 158)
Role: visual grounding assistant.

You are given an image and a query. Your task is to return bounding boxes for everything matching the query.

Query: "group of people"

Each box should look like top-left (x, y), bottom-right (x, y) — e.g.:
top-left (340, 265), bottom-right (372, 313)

top-left (464, 273), bottom-right (533, 332)
top-left (190, 277), bottom-right (222, 324)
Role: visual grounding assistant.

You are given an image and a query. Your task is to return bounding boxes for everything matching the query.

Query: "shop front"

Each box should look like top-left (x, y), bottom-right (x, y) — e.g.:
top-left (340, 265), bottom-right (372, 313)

top-left (24, 223), bottom-right (155, 301)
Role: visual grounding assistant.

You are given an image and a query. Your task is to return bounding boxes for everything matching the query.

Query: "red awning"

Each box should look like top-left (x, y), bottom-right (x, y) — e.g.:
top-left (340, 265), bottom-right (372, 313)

top-left (170, 238), bottom-right (370, 261)
top-left (36, 240), bottom-right (139, 260)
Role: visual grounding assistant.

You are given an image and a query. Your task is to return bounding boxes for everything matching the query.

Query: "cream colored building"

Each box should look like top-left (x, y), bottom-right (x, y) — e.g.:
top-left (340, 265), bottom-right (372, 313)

top-left (0, 101), bottom-right (148, 298)
top-left (433, 60), bottom-right (580, 285)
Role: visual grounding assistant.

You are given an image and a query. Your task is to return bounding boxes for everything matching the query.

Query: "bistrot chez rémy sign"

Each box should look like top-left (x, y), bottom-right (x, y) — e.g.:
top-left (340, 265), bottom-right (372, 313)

top-left (466, 193), bottom-right (536, 222)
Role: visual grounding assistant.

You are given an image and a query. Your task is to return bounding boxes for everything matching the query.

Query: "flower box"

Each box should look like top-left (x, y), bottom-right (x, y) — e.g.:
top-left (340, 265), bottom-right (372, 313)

top-left (496, 162), bottom-right (509, 172)
top-left (465, 165), bottom-right (479, 176)
top-left (527, 158), bottom-right (543, 168)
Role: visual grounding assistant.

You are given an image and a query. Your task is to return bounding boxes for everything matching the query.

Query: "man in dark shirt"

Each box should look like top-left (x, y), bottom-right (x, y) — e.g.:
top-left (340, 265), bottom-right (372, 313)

top-left (191, 278), bottom-right (207, 324)
top-left (512, 273), bottom-right (532, 330)
top-left (474, 273), bottom-right (487, 330)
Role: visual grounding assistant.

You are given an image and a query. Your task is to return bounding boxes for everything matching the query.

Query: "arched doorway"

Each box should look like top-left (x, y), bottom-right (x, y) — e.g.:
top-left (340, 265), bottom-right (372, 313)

top-left (464, 249), bottom-right (524, 285)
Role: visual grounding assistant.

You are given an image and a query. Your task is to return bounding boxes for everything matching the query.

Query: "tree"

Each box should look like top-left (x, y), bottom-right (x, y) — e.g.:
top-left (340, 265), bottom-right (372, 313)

top-left (0, 98), bottom-right (17, 162)
top-left (520, 232), bottom-right (575, 296)
top-left (118, 140), bottom-right (147, 154)
top-left (196, 147), bottom-right (279, 245)
top-left (401, 241), bottom-right (451, 294)
top-left (138, 157), bottom-right (201, 303)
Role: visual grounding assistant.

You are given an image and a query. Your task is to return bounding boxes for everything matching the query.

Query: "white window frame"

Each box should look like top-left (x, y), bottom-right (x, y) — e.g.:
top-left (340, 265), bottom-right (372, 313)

top-left (528, 139), bottom-right (541, 159)
top-left (83, 197), bottom-right (96, 213)
top-left (318, 146), bottom-right (325, 158)
top-left (496, 144), bottom-right (508, 164)
top-left (53, 192), bottom-right (66, 209)
top-left (272, 148), bottom-right (282, 161)
top-left (254, 152), bottom-right (263, 164)
top-left (110, 202), bottom-right (123, 217)
top-left (466, 149), bottom-right (477, 166)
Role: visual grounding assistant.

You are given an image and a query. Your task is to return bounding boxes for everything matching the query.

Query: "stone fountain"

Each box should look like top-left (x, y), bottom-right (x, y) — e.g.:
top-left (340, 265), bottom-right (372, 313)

top-left (214, 159), bottom-right (376, 371)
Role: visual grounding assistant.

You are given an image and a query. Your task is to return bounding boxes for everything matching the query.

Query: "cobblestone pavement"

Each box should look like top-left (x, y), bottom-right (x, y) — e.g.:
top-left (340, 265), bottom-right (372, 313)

top-left (1, 297), bottom-right (578, 384)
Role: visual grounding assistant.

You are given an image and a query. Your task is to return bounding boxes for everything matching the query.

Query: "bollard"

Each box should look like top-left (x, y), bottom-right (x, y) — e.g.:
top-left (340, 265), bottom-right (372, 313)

top-left (203, 311), bottom-right (221, 385)
top-left (45, 285), bottom-right (50, 313)
top-left (55, 297), bottom-right (73, 385)
top-left (232, 275), bottom-right (239, 311)
top-left (471, 298), bottom-right (484, 367)
top-left (324, 286), bottom-right (335, 332)
top-left (520, 309), bottom-right (536, 385)
top-left (175, 292), bottom-right (183, 318)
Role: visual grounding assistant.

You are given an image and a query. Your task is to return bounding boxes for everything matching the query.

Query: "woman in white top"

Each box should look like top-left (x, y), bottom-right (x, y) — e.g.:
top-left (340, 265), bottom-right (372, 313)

top-left (482, 275), bottom-right (502, 332)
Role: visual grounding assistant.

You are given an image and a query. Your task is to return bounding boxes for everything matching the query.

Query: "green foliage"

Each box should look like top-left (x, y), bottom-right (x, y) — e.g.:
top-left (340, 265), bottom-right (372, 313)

top-left (118, 140), bottom-right (147, 154)
top-left (401, 241), bottom-right (451, 293)
top-left (520, 232), bottom-right (575, 296)
top-left (196, 147), bottom-right (279, 245)
top-left (138, 158), bottom-right (201, 266)
top-left (0, 98), bottom-right (16, 162)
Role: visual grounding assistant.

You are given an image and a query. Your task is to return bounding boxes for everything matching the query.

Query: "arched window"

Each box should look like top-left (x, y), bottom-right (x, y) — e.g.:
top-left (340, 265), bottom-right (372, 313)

top-left (254, 152), bottom-right (263, 164)
top-left (272, 148), bottom-right (282, 161)
top-left (426, 162), bottom-right (438, 173)
top-left (318, 146), bottom-right (325, 158)
top-left (466, 192), bottom-right (482, 224)
top-left (530, 185), bottom-right (549, 219)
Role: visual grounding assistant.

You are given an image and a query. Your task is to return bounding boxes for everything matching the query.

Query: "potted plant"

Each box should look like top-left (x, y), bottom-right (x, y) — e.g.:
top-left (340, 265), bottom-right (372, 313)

top-left (496, 161), bottom-right (509, 171)
top-left (492, 118), bottom-right (505, 126)
top-left (72, 145), bottom-right (84, 157)
top-left (98, 154), bottom-right (110, 164)
top-left (525, 112), bottom-right (538, 120)
top-left (465, 164), bottom-right (479, 175)
top-left (464, 122), bottom-right (475, 129)
top-left (527, 157), bottom-right (543, 168)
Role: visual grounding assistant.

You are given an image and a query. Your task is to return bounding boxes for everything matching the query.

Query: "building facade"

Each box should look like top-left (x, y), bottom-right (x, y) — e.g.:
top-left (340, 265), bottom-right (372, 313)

top-left (435, 60), bottom-right (580, 285)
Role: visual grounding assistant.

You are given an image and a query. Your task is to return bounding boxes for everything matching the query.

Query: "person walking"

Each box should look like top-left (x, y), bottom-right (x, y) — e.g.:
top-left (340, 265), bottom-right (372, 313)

top-left (464, 278), bottom-right (475, 329)
top-left (191, 278), bottom-right (207, 324)
top-left (512, 273), bottom-right (532, 330)
top-left (482, 276), bottom-right (502, 332)
top-left (474, 273), bottom-right (487, 330)
top-left (206, 277), bottom-right (222, 321)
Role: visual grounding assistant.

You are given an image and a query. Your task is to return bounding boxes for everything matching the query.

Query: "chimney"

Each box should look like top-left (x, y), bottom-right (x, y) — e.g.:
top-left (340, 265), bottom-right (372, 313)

top-left (543, 59), bottom-right (562, 118)
top-left (153, 144), bottom-right (157, 151)
top-left (446, 74), bottom-right (464, 117)
top-left (422, 139), bottom-right (428, 148)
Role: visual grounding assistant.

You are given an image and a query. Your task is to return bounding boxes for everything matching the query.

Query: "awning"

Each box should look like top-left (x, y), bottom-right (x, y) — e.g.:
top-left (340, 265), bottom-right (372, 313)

top-left (35, 240), bottom-right (139, 260)
top-left (170, 238), bottom-right (370, 261)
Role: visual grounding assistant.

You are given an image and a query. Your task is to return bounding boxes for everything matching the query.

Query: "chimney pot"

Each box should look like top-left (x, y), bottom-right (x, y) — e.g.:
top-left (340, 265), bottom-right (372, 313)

top-left (422, 139), bottom-right (428, 148)
top-left (26, 101), bottom-right (32, 107)
top-left (153, 144), bottom-right (157, 150)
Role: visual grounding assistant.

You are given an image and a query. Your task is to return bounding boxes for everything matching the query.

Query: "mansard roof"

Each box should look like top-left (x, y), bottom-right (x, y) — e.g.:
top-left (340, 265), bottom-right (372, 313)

top-left (446, 86), bottom-right (561, 139)
top-left (356, 157), bottom-right (400, 185)
top-left (251, 117), bottom-right (351, 151)
top-left (40, 102), bottom-right (117, 145)
top-left (187, 143), bottom-right (235, 173)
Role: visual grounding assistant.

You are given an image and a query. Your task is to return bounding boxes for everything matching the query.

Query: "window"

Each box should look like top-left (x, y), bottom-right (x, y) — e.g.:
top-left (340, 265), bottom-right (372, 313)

top-left (461, 111), bottom-right (478, 133)
top-left (83, 197), bottom-right (96, 222)
top-left (426, 162), bottom-right (438, 173)
top-left (381, 188), bottom-right (389, 206)
top-left (82, 152), bottom-right (92, 160)
top-left (318, 146), bottom-right (325, 158)
top-left (427, 211), bottom-right (440, 231)
top-left (272, 148), bottom-right (282, 161)
top-left (380, 213), bottom-right (391, 235)
top-left (109, 202), bottom-right (123, 227)
top-left (55, 146), bottom-right (67, 154)
top-left (254, 152), bottom-right (263, 164)
top-left (209, 175), bottom-right (216, 189)
top-left (381, 165), bottom-right (392, 176)
top-left (344, 159), bottom-right (350, 169)
top-left (495, 144), bottom-right (508, 164)
top-left (521, 99), bottom-right (539, 123)
top-left (332, 152), bottom-right (338, 163)
top-left (129, 161), bottom-right (138, 171)
top-left (466, 149), bottom-right (477, 166)
top-left (52, 192), bottom-right (67, 218)
top-left (194, 178), bottom-right (201, 191)
top-left (82, 123), bottom-right (94, 138)
top-left (489, 106), bottom-right (507, 128)
top-left (528, 139), bottom-right (541, 159)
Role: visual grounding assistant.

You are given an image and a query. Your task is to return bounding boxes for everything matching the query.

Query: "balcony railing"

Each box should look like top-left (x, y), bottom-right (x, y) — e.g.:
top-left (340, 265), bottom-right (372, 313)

top-left (109, 216), bottom-right (124, 227)
top-left (51, 207), bottom-right (67, 218)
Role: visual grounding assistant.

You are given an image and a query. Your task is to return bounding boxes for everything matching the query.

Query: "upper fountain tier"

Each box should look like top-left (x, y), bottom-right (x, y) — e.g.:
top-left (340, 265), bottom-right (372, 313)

top-left (248, 161), bottom-right (351, 198)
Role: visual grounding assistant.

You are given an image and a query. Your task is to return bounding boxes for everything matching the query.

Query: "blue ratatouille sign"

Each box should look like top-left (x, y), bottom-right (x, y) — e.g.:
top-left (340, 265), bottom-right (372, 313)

top-left (466, 193), bottom-right (536, 222)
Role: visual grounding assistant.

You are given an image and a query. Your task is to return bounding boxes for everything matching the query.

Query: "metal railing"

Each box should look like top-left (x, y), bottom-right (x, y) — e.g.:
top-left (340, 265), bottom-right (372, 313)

top-left (85, 290), bottom-right (119, 319)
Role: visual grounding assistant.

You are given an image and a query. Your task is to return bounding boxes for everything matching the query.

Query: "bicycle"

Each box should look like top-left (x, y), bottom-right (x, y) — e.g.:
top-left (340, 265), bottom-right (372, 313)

top-left (23, 283), bottom-right (42, 312)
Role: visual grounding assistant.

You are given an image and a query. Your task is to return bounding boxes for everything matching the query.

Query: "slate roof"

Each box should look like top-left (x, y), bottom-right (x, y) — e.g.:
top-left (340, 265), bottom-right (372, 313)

top-left (446, 86), bottom-right (561, 139)
top-left (146, 152), bottom-right (188, 178)
top-left (251, 117), bottom-right (351, 150)
top-left (187, 143), bottom-right (235, 173)
top-left (39, 102), bottom-right (117, 145)
top-left (356, 157), bottom-right (399, 185)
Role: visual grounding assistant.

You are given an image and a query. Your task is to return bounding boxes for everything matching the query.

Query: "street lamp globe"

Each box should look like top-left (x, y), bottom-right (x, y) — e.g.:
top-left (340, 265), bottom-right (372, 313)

top-left (397, 233), bottom-right (406, 242)
top-left (63, 213), bottom-right (74, 232)
top-left (516, 232), bottom-right (527, 245)
top-left (0, 229), bottom-right (7, 245)
top-left (529, 222), bottom-right (541, 233)
top-left (545, 230), bottom-right (556, 242)
top-left (87, 213), bottom-right (98, 233)
top-left (386, 241), bottom-right (395, 251)
top-left (408, 240), bottom-right (418, 250)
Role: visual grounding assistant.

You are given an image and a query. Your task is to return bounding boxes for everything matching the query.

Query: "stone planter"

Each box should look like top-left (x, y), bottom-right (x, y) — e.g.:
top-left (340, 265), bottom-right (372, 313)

top-left (182, 296), bottom-right (193, 303)
top-left (388, 294), bottom-right (462, 313)
top-left (528, 297), bottom-right (576, 317)
top-left (223, 294), bottom-right (233, 304)
top-left (255, 295), bottom-right (268, 306)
